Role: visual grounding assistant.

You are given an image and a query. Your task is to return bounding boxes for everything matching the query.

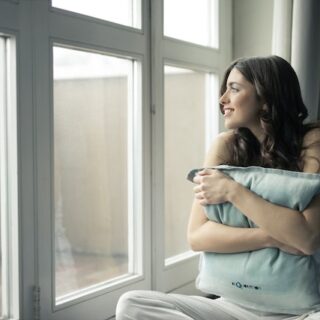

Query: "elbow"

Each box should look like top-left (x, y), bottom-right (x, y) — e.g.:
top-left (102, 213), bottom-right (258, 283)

top-left (187, 231), bottom-right (202, 252)
top-left (300, 246), bottom-right (316, 256)
top-left (298, 235), bottom-right (320, 256)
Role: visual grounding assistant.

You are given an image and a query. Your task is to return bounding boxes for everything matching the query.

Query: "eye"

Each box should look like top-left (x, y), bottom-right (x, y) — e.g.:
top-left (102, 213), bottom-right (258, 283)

top-left (230, 87), bottom-right (239, 93)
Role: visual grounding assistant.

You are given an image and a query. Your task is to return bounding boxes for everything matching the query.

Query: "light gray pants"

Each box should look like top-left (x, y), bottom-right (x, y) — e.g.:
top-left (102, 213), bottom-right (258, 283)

top-left (115, 290), bottom-right (320, 320)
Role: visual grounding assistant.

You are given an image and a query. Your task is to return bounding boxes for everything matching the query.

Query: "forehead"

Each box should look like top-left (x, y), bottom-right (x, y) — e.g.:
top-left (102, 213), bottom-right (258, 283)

top-left (226, 68), bottom-right (249, 85)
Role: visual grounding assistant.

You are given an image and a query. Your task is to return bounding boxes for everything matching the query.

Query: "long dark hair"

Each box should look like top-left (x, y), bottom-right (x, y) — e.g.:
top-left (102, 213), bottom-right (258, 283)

top-left (220, 55), bottom-right (319, 171)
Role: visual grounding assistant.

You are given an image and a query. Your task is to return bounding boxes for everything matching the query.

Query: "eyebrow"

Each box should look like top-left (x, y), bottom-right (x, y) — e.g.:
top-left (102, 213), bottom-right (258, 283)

top-left (227, 81), bottom-right (242, 87)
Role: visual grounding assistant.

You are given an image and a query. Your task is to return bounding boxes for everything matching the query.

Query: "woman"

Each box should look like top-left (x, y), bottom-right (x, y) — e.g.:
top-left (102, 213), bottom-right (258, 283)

top-left (116, 56), bottom-right (320, 320)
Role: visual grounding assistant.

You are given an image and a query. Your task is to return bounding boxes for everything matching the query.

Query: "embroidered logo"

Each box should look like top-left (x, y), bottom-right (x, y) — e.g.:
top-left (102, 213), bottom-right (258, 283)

top-left (232, 281), bottom-right (261, 290)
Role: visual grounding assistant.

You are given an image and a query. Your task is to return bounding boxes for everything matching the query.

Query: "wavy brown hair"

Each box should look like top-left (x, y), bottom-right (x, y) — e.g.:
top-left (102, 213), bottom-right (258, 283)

top-left (220, 55), bottom-right (320, 171)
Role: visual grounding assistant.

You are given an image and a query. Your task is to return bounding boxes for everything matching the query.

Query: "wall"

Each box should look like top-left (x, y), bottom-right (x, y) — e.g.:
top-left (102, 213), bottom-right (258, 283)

top-left (232, 0), bottom-right (274, 60)
top-left (54, 72), bottom-right (206, 259)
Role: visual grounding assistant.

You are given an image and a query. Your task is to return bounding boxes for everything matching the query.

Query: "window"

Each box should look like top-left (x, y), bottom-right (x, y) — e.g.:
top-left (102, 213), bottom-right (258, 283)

top-left (164, 66), bottom-right (218, 263)
top-left (52, 0), bottom-right (142, 28)
top-left (164, 0), bottom-right (219, 48)
top-left (53, 46), bottom-right (142, 303)
top-left (151, 0), bottom-right (230, 294)
top-left (0, 0), bottom-right (232, 318)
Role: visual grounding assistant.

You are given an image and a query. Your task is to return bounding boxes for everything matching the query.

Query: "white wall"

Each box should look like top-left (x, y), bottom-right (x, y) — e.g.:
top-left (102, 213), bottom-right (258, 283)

top-left (232, 0), bottom-right (274, 59)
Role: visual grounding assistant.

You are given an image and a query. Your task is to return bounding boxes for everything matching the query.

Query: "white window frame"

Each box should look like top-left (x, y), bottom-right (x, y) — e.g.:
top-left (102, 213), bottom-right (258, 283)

top-left (0, 0), bottom-right (232, 319)
top-left (151, 0), bottom-right (232, 293)
top-left (0, 35), bottom-right (19, 320)
top-left (51, 44), bottom-right (145, 309)
top-left (33, 0), bottom-right (151, 319)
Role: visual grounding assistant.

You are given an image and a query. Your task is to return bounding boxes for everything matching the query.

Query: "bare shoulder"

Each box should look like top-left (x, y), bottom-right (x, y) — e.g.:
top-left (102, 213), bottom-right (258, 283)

top-left (303, 127), bottom-right (320, 145)
top-left (302, 128), bottom-right (320, 173)
top-left (203, 130), bottom-right (235, 167)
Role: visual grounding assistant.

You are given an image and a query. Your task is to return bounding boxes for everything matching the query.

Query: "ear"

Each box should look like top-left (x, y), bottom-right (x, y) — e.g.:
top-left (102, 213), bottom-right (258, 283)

top-left (259, 103), bottom-right (269, 118)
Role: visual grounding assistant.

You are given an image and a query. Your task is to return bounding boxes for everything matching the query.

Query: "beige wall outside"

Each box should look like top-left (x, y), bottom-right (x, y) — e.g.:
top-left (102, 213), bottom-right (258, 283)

top-left (55, 72), bottom-right (208, 260)
top-left (54, 77), bottom-right (128, 257)
top-left (164, 72), bottom-right (207, 258)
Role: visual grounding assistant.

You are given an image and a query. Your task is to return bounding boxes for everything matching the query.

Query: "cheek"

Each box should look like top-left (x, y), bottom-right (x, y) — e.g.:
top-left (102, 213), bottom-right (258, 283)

top-left (241, 106), bottom-right (260, 120)
top-left (236, 97), bottom-right (261, 120)
top-left (224, 104), bottom-right (260, 129)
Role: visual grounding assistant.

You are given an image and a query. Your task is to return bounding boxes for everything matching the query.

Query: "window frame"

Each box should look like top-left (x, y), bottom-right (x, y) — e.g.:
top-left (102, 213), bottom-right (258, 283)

top-left (50, 0), bottom-right (143, 31)
top-left (0, 0), bottom-right (232, 318)
top-left (0, 34), bottom-right (19, 320)
top-left (51, 43), bottom-right (145, 310)
top-left (151, 0), bottom-right (232, 293)
top-left (33, 0), bottom-right (152, 319)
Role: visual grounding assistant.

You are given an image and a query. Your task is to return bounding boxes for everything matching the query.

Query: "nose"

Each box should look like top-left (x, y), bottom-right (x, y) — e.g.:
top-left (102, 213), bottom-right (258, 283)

top-left (219, 90), bottom-right (229, 105)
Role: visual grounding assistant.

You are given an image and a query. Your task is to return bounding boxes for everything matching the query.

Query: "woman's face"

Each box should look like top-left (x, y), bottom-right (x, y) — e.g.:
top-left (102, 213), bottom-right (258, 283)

top-left (220, 68), bottom-right (264, 133)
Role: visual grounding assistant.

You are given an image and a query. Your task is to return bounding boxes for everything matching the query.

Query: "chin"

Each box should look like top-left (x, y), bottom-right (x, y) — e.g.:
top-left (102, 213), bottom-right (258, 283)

top-left (224, 120), bottom-right (241, 130)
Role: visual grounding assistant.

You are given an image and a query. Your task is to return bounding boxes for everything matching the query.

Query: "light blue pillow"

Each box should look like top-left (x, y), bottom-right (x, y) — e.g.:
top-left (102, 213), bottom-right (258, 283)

top-left (188, 165), bottom-right (320, 315)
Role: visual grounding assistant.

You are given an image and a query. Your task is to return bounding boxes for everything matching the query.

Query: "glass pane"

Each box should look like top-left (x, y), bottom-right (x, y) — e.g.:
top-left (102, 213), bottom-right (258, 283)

top-left (164, 0), bottom-right (219, 48)
top-left (164, 66), bottom-right (210, 259)
top-left (54, 47), bottom-right (133, 300)
top-left (52, 0), bottom-right (141, 28)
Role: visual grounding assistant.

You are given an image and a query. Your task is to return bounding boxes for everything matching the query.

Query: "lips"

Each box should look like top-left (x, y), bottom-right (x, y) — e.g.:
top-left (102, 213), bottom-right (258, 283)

top-left (223, 108), bottom-right (234, 116)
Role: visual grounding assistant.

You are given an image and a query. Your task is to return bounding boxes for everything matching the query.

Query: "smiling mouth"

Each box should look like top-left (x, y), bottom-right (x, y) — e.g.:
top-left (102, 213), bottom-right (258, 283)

top-left (223, 108), bottom-right (234, 116)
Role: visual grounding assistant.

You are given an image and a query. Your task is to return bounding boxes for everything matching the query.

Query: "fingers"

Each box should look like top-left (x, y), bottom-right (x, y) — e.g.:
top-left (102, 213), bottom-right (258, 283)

top-left (193, 168), bottom-right (214, 183)
top-left (199, 199), bottom-right (208, 206)
top-left (194, 195), bottom-right (208, 206)
top-left (193, 184), bottom-right (208, 197)
top-left (193, 175), bottom-right (201, 184)
top-left (194, 187), bottom-right (210, 206)
top-left (195, 191), bottom-right (205, 200)
top-left (197, 168), bottom-right (214, 176)
top-left (193, 184), bottom-right (207, 202)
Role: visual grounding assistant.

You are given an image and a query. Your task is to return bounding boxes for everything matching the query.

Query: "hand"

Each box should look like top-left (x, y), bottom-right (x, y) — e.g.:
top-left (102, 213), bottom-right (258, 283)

top-left (193, 168), bottom-right (234, 206)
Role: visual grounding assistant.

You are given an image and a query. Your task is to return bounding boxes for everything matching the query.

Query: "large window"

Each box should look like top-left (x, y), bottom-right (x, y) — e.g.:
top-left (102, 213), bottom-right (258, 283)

top-left (0, 0), bottom-right (232, 319)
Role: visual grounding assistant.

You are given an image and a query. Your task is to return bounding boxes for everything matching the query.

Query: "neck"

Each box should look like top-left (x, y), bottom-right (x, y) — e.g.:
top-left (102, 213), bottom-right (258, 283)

top-left (247, 125), bottom-right (265, 143)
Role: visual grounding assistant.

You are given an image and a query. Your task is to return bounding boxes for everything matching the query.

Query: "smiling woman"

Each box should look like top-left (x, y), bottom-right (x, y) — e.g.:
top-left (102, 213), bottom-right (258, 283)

top-left (116, 55), bottom-right (320, 319)
top-left (187, 56), bottom-right (320, 317)
top-left (219, 68), bottom-right (265, 138)
top-left (218, 56), bottom-right (317, 171)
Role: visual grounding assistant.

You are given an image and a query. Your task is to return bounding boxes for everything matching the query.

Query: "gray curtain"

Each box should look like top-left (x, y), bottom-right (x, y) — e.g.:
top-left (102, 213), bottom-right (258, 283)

top-left (292, 0), bottom-right (320, 121)
top-left (273, 0), bottom-right (320, 121)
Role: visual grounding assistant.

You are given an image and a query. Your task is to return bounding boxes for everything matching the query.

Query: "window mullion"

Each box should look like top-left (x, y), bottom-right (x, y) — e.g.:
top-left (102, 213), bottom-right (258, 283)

top-left (0, 35), bottom-right (9, 319)
top-left (0, 35), bottom-right (19, 320)
top-left (6, 36), bottom-right (19, 320)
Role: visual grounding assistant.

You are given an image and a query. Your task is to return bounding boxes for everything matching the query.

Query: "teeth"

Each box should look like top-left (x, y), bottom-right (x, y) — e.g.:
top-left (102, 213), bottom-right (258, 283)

top-left (224, 109), bottom-right (233, 116)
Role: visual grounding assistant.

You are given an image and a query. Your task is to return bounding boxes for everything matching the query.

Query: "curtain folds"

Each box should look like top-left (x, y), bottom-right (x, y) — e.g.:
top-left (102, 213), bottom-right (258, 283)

top-left (272, 0), bottom-right (320, 121)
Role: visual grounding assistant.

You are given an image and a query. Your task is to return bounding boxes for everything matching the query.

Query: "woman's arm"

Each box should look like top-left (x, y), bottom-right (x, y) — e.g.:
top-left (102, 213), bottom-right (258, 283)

top-left (187, 131), bottom-right (304, 254)
top-left (188, 199), bottom-right (281, 253)
top-left (227, 182), bottom-right (320, 255)
top-left (195, 128), bottom-right (320, 255)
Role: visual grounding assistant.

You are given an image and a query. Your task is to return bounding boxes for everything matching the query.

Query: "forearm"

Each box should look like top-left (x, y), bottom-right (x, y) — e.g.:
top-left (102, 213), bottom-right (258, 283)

top-left (228, 181), bottom-right (314, 254)
top-left (188, 220), bottom-right (270, 253)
